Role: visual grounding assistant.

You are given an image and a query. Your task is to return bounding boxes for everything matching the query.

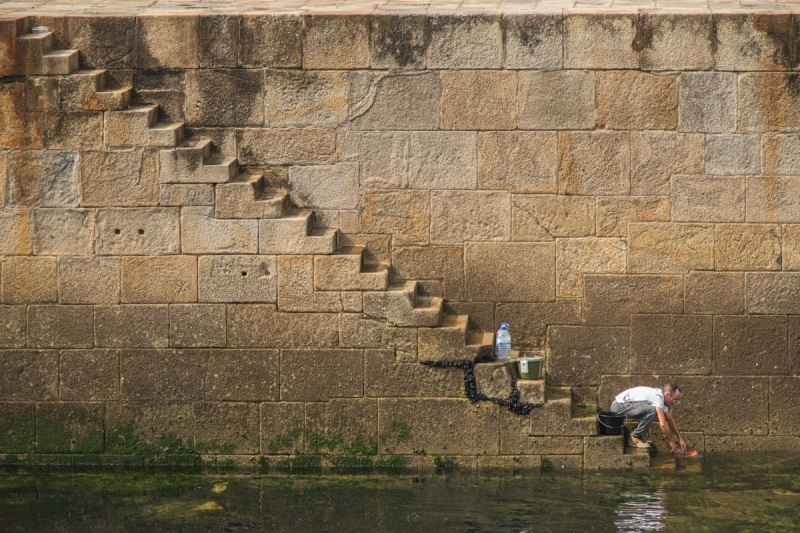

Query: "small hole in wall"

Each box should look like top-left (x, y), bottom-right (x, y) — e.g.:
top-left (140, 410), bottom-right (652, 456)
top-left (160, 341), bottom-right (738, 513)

top-left (241, 271), bottom-right (248, 277)
top-left (114, 229), bottom-right (121, 235)
top-left (138, 229), bottom-right (144, 235)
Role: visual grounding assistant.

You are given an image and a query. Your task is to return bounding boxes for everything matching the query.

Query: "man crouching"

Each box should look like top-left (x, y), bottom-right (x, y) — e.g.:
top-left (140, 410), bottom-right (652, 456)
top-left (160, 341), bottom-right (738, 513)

top-left (610, 383), bottom-right (686, 453)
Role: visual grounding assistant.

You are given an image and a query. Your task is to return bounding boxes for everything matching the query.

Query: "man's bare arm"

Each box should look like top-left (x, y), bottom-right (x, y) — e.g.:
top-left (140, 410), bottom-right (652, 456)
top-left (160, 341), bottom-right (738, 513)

top-left (656, 408), bottom-right (678, 452)
top-left (665, 411), bottom-right (686, 452)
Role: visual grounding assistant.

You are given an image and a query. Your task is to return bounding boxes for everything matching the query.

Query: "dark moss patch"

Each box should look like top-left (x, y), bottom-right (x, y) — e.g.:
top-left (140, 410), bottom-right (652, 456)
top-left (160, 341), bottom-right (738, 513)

top-left (0, 405), bottom-right (36, 454)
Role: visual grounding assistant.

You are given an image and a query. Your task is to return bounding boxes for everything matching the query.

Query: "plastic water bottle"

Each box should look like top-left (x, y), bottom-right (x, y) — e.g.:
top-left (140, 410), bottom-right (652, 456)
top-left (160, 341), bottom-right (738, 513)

top-left (495, 323), bottom-right (511, 360)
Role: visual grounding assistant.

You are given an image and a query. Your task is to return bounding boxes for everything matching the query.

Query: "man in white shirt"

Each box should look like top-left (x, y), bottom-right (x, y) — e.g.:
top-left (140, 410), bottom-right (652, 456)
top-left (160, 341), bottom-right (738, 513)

top-left (609, 383), bottom-right (686, 452)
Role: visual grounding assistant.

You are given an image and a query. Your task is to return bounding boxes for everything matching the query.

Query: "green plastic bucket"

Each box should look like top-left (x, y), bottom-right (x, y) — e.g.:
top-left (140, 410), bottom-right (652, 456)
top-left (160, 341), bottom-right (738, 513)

top-left (517, 356), bottom-right (543, 380)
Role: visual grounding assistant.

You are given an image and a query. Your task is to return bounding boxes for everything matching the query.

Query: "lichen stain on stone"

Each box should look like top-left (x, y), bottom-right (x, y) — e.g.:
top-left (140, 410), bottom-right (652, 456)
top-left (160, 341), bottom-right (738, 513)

top-left (753, 15), bottom-right (792, 70)
top-left (511, 16), bottom-right (560, 54)
top-left (374, 16), bottom-right (426, 68)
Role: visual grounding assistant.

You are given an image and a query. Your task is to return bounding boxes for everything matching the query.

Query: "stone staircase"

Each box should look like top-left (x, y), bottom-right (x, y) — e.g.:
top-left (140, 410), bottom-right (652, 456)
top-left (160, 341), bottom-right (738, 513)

top-left (1, 18), bottom-right (78, 76)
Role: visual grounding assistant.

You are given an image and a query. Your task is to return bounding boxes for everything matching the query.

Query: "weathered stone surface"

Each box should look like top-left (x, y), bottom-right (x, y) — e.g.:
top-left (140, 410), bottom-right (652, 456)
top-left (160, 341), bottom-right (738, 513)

top-left (430, 190), bottom-right (509, 245)
top-left (746, 177), bottom-right (800, 223)
top-left (350, 71), bottom-right (440, 131)
top-left (181, 207), bottom-right (257, 255)
top-left (596, 197), bottom-right (670, 237)
top-left (547, 326), bottom-right (629, 387)
top-left (764, 135), bottom-right (800, 175)
top-left (714, 316), bottom-right (788, 375)
top-left (186, 69), bottom-right (263, 127)
top-left (685, 272), bottom-right (744, 315)
top-left (288, 164), bottom-right (358, 209)
top-left (32, 208), bottom-right (93, 255)
top-left (307, 398), bottom-right (378, 454)
top-left (426, 15), bottom-right (501, 69)
top-left (465, 242), bottom-right (554, 302)
top-left (511, 195), bottom-right (594, 242)
top-left (706, 135), bottom-right (761, 175)
top-left (584, 436), bottom-right (648, 470)
top-left (303, 15), bottom-right (369, 69)
top-left (597, 71), bottom-right (677, 130)
top-left (0, 402), bottom-right (34, 452)
top-left (380, 399), bottom-right (499, 455)
top-left (0, 350), bottom-right (57, 401)
top-left (95, 207), bottom-right (179, 255)
top-left (440, 70), bottom-right (515, 130)
top-left (281, 349), bottom-right (363, 402)
top-left (670, 176), bottom-right (745, 223)
top-left (199, 15), bottom-right (237, 68)
top-left (517, 70), bottom-right (596, 130)
top-left (517, 379), bottom-right (546, 405)
top-left (365, 349), bottom-right (462, 397)
top-left (65, 15), bottom-right (136, 68)
top-left (638, 14), bottom-right (713, 71)
top-left (194, 402), bottom-right (259, 454)
top-left (739, 73), bottom-right (800, 132)
top-left (361, 190), bottom-right (429, 245)
top-left (1, 257), bottom-right (57, 304)
top-left (770, 377), bottom-right (800, 435)
top-left (370, 15), bottom-right (426, 69)
top-left (239, 15), bottom-right (302, 68)
top-left (205, 349), bottom-right (279, 401)
top-left (477, 132), bottom-right (557, 194)
top-left (227, 304), bottom-right (339, 348)
top-left (59, 349), bottom-right (118, 401)
top-left (80, 149), bottom-right (159, 207)
top-left (408, 132), bottom-right (476, 190)
top-left (263, 70), bottom-right (347, 128)
top-left (583, 274), bottom-right (684, 326)
top-left (0, 209), bottom-right (32, 255)
top-left (27, 77), bottom-right (59, 112)
top-left (678, 72), bottom-right (737, 134)
top-left (59, 257), bottom-right (119, 305)
top-left (170, 304), bottom-right (226, 348)
top-left (44, 112), bottom-right (102, 150)
top-left (499, 409), bottom-right (584, 455)
top-left (237, 128), bottom-right (335, 166)
top-left (338, 131), bottom-right (407, 189)
top-left (504, 15), bottom-right (563, 69)
top-left (556, 238), bottom-right (626, 298)
top-left (95, 305), bottom-right (168, 348)
top-left (495, 301), bottom-right (581, 349)
top-left (120, 349), bottom-right (206, 401)
top-left (105, 402), bottom-right (194, 451)
top-left (136, 14), bottom-right (198, 69)
top-left (198, 255), bottom-right (276, 303)
top-left (36, 403), bottom-right (104, 454)
top-left (392, 246), bottom-right (464, 300)
top-left (27, 305), bottom-right (93, 348)
top-left (715, 224), bottom-right (781, 271)
top-left (121, 256), bottom-right (197, 303)
top-left (631, 131), bottom-right (704, 195)
top-left (782, 224), bottom-right (800, 270)
top-left (0, 152), bottom-right (6, 207)
top-left (261, 402), bottom-right (304, 454)
top-left (628, 223), bottom-right (714, 274)
top-left (8, 150), bottom-right (78, 207)
top-left (475, 361), bottom-right (515, 400)
top-left (559, 132), bottom-right (630, 196)
top-left (277, 255), bottom-right (341, 313)
top-left (0, 82), bottom-right (43, 150)
top-left (746, 272), bottom-right (800, 315)
top-left (159, 184), bottom-right (213, 206)
top-left (706, 435), bottom-right (800, 453)
top-left (630, 314), bottom-right (711, 375)
top-left (0, 306), bottom-right (25, 348)
top-left (565, 14), bottom-right (638, 69)
top-left (715, 14), bottom-right (792, 71)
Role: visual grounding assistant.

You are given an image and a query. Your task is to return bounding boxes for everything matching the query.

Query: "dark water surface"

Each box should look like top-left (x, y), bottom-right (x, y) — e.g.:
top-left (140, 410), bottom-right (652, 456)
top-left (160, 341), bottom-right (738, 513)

top-left (2, 453), bottom-right (800, 532)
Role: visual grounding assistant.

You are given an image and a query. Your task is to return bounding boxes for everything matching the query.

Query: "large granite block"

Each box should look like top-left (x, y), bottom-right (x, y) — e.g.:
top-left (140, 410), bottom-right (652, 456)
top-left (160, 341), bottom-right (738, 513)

top-left (517, 70), bottom-right (595, 130)
top-left (441, 70), bottom-right (515, 130)
top-left (227, 304), bottom-right (339, 348)
top-left (547, 326), bottom-right (629, 387)
top-left (565, 14), bottom-right (638, 69)
top-left (426, 15), bottom-right (502, 69)
top-left (630, 314), bottom-right (712, 375)
top-left (430, 190), bottom-right (510, 245)
top-left (583, 274), bottom-right (684, 326)
top-left (186, 69), bottom-right (264, 127)
top-left (280, 349), bottom-right (363, 402)
top-left (121, 256), bottom-right (197, 303)
top-left (27, 305), bottom-right (93, 349)
top-left (558, 132), bottom-right (630, 196)
top-left (713, 315), bottom-right (788, 376)
top-left (119, 349), bottom-right (207, 401)
top-left (596, 71), bottom-right (677, 130)
top-left (205, 349), bottom-right (279, 401)
top-left (465, 242), bottom-right (554, 302)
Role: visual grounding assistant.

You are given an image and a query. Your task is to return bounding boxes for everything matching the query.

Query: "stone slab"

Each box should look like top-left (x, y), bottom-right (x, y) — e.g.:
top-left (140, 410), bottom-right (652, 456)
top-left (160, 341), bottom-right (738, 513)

top-left (638, 14), bottom-right (713, 71)
top-left (80, 149), bottom-right (159, 207)
top-left (426, 15), bottom-right (502, 69)
top-left (169, 304), bottom-right (226, 348)
top-left (119, 349), bottom-right (207, 401)
top-left (477, 131), bottom-right (557, 194)
top-left (564, 14), bottom-right (638, 69)
top-left (517, 70), bottom-right (596, 130)
top-left (59, 349), bottom-right (119, 401)
top-left (745, 272), bottom-right (800, 315)
top-left (556, 238), bottom-right (626, 298)
top-left (198, 255), bottom-right (277, 303)
top-left (0, 350), bottom-right (58, 401)
top-left (503, 14), bottom-right (563, 69)
top-left (627, 222), bottom-right (714, 273)
top-left (1, 256), bottom-right (57, 304)
top-left (596, 196), bottom-right (670, 237)
top-left (303, 15), bottom-right (370, 69)
top-left (27, 305), bottom-right (93, 349)
top-left (677, 72), bottom-right (736, 134)
top-left (547, 326), bottom-right (629, 387)
top-left (264, 69), bottom-right (348, 127)
top-left (715, 224), bottom-right (781, 271)
top-left (120, 256), bottom-right (197, 303)
top-left (597, 71), bottom-right (677, 130)
top-left (181, 207), bottom-right (258, 255)
top-left (670, 176), bottom-right (745, 223)
top-left (349, 71), bottom-right (440, 131)
top-left (685, 271), bottom-right (744, 315)
top-left (289, 164), bottom-right (359, 209)
top-left (205, 349), bottom-right (279, 401)
top-left (714, 315), bottom-right (788, 376)
top-left (431, 190), bottom-right (510, 245)
top-left (558, 131), bottom-right (630, 196)
top-left (186, 68), bottom-right (264, 127)
top-left (631, 131), bottom-right (704, 195)
top-left (408, 131), bottom-right (476, 190)
top-left (194, 401), bottom-right (260, 454)
top-left (8, 150), bottom-right (79, 208)
top-left (32, 208), bottom-right (93, 256)
top-left (280, 349), bottom-right (363, 402)
top-left (746, 177), bottom-right (800, 223)
top-left (583, 274), bottom-right (684, 326)
top-left (495, 301), bottom-right (581, 350)
top-left (440, 70), bottom-right (515, 130)
top-left (465, 242), bottom-right (554, 302)
top-left (227, 304), bottom-right (339, 348)
top-left (512, 195), bottom-right (595, 242)
top-left (630, 314), bottom-right (712, 375)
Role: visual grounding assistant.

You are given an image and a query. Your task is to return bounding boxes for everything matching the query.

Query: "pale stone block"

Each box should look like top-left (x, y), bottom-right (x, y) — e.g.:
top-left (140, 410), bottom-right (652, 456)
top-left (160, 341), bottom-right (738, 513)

top-left (597, 71), bottom-right (677, 130)
top-left (44, 111), bottom-right (103, 150)
top-left (638, 14), bottom-right (713, 71)
top-left (706, 135), bottom-right (761, 175)
top-left (559, 132), bottom-right (630, 196)
top-left (338, 131), bottom-right (408, 189)
top-left (628, 223), bottom-right (714, 274)
top-left (670, 176), bottom-right (745, 223)
top-left (631, 131), bottom-right (704, 196)
top-left (95, 207), bottom-right (180, 255)
top-left (512, 195), bottom-right (594, 241)
top-left (159, 184), bottom-right (213, 206)
top-left (236, 128), bottom-right (335, 166)
top-left (715, 14), bottom-right (792, 72)
top-left (426, 15), bottom-right (502, 69)
top-left (198, 255), bottom-right (276, 303)
top-left (564, 14), bottom-right (638, 69)
top-left (361, 190), bottom-right (429, 245)
top-left (465, 242), bottom-right (555, 302)
top-left (517, 70), bottom-right (596, 130)
top-left (181, 207), bottom-right (257, 255)
top-left (763, 135), bottom-right (800, 175)
top-left (556, 238), bottom-right (626, 298)
top-left (596, 197), bottom-right (670, 238)
top-left (58, 257), bottom-right (119, 304)
top-left (370, 15), bottom-right (426, 69)
top-left (80, 149), bottom-right (159, 207)
top-left (169, 304), bottom-right (226, 348)
top-left (8, 150), bottom-right (79, 207)
top-left (583, 274), bottom-right (684, 326)
top-left (441, 70), bottom-right (516, 130)
top-left (121, 256), bottom-right (197, 303)
top-left (678, 72), bottom-right (736, 134)
top-left (716, 224), bottom-right (781, 271)
top-left (32, 209), bottom-right (93, 257)
top-left (746, 273), bottom-right (800, 315)
top-left (1, 256), bottom-right (57, 304)
top-left (349, 71), bottom-right (440, 131)
top-left (739, 73), bottom-right (800, 133)
top-left (782, 225), bottom-right (800, 271)
top-left (477, 131), bottom-right (557, 194)
top-left (238, 15), bottom-right (302, 68)
top-left (288, 164), bottom-right (359, 210)
top-left (408, 132), bottom-right (477, 190)
top-left (431, 190), bottom-right (510, 245)
top-left (264, 70), bottom-right (348, 127)
top-left (303, 15), bottom-right (370, 69)
top-left (746, 177), bottom-right (800, 223)
top-left (685, 271), bottom-right (744, 315)
top-left (0, 209), bottom-right (32, 255)
top-left (503, 15), bottom-right (563, 69)
top-left (277, 255), bottom-right (342, 313)
top-left (136, 14), bottom-right (199, 69)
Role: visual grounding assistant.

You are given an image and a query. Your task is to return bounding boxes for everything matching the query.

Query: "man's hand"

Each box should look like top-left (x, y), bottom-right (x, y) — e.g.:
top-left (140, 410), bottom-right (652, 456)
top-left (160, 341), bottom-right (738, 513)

top-left (678, 437), bottom-right (686, 453)
top-left (669, 441), bottom-right (677, 453)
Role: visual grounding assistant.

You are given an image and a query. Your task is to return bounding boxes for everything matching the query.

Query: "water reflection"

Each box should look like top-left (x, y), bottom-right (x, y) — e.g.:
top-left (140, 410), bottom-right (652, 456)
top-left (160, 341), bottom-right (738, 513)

top-left (614, 490), bottom-right (666, 532)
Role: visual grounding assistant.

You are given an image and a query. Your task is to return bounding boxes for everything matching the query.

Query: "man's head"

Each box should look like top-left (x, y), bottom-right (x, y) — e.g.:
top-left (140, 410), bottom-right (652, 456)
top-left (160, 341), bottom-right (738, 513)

top-left (663, 383), bottom-right (681, 406)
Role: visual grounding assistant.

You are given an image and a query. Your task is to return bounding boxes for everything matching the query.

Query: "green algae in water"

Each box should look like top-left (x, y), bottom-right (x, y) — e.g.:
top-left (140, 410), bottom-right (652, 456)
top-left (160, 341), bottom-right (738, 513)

top-left (2, 453), bottom-right (800, 531)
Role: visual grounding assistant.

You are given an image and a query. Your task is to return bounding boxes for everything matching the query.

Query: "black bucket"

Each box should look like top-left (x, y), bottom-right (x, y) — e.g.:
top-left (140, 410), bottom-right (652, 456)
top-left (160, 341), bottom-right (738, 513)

top-left (597, 412), bottom-right (625, 435)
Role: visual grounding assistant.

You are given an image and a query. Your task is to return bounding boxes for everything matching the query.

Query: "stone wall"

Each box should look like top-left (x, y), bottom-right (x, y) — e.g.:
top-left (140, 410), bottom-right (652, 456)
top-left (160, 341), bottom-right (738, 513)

top-left (2, 11), bottom-right (800, 470)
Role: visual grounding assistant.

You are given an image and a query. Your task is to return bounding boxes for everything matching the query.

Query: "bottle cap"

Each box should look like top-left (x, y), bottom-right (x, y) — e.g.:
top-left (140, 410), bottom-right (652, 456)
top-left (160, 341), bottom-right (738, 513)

top-left (500, 323), bottom-right (509, 329)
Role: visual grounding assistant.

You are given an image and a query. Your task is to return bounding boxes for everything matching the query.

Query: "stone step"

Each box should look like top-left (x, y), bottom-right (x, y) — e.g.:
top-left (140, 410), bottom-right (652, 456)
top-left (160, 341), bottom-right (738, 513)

top-left (584, 435), bottom-right (650, 470)
top-left (215, 175), bottom-right (287, 219)
top-left (259, 209), bottom-right (337, 255)
top-left (0, 16), bottom-right (29, 76)
top-left (14, 31), bottom-right (78, 75)
top-left (419, 315), bottom-right (494, 362)
top-left (363, 280), bottom-right (444, 327)
top-left (107, 105), bottom-right (184, 148)
top-left (42, 49), bottom-right (79, 75)
top-left (159, 140), bottom-right (237, 184)
top-left (61, 70), bottom-right (131, 111)
top-left (314, 246), bottom-right (389, 291)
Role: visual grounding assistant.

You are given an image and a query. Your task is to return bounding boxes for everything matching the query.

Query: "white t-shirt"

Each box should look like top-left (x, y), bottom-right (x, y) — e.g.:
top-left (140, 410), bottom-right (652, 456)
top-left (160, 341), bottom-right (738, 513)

top-left (614, 386), bottom-right (668, 413)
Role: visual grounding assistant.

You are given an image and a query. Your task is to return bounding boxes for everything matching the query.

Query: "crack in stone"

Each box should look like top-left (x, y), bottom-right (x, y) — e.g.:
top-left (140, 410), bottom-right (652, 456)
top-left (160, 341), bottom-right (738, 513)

top-left (348, 70), bottom-right (428, 122)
